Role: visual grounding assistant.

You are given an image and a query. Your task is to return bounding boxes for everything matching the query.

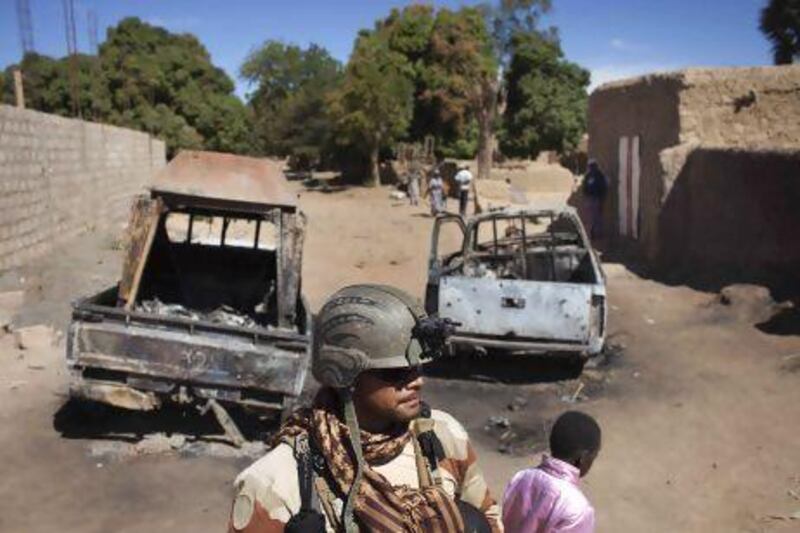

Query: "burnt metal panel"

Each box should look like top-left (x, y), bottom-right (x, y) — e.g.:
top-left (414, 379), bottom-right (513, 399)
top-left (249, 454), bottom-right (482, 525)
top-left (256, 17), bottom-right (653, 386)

top-left (439, 276), bottom-right (594, 341)
top-left (276, 211), bottom-right (306, 329)
top-left (152, 151), bottom-right (296, 209)
top-left (118, 196), bottom-right (163, 308)
top-left (71, 321), bottom-right (306, 396)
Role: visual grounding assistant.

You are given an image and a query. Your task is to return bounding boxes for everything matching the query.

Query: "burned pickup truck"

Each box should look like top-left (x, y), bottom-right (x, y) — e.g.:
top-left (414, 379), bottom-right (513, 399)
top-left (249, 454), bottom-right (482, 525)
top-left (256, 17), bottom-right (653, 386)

top-left (66, 151), bottom-right (310, 435)
top-left (426, 207), bottom-right (606, 360)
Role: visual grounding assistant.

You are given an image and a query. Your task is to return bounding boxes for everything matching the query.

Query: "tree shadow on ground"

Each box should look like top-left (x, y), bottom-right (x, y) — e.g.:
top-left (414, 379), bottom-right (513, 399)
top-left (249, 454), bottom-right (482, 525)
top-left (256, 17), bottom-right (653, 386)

top-left (53, 399), bottom-right (278, 442)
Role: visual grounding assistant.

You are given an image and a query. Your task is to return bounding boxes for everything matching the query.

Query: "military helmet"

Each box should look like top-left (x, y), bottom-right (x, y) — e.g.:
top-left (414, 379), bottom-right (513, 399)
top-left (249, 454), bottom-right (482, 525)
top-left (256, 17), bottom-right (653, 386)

top-left (313, 284), bottom-right (426, 389)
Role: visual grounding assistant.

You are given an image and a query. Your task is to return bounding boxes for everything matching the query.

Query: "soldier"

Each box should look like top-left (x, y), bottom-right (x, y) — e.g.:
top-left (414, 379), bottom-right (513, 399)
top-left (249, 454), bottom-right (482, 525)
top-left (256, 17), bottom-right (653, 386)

top-left (228, 284), bottom-right (502, 532)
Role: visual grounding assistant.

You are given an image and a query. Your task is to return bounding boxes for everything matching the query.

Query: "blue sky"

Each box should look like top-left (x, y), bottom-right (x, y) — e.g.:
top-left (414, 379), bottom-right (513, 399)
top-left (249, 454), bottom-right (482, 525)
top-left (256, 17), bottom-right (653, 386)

top-left (0, 0), bottom-right (773, 98)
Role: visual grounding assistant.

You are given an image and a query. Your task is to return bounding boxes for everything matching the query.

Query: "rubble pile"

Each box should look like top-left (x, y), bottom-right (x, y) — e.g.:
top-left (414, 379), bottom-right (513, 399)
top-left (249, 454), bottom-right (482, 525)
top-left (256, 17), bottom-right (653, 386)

top-left (135, 298), bottom-right (260, 329)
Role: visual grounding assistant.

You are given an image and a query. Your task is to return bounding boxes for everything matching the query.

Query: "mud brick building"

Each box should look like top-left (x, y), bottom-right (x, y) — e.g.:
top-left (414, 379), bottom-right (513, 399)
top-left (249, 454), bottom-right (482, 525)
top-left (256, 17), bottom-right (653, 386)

top-left (588, 65), bottom-right (800, 291)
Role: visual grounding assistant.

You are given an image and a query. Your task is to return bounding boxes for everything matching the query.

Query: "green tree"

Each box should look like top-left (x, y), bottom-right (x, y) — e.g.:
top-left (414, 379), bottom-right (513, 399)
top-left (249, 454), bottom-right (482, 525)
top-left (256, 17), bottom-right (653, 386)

top-left (472, 0), bottom-right (554, 179)
top-left (2, 52), bottom-right (111, 121)
top-left (367, 5), bottom-right (493, 159)
top-left (760, 0), bottom-right (800, 64)
top-left (423, 7), bottom-right (495, 158)
top-left (500, 32), bottom-right (589, 158)
top-left (100, 17), bottom-right (255, 156)
top-left (329, 31), bottom-right (414, 185)
top-left (241, 41), bottom-right (342, 165)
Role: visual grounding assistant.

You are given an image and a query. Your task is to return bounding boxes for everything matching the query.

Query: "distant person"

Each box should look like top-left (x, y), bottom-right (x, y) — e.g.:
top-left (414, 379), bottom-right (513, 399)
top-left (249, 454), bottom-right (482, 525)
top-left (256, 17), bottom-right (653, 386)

top-left (454, 164), bottom-right (473, 216)
top-left (407, 166), bottom-right (421, 206)
top-left (502, 411), bottom-right (602, 533)
top-left (582, 160), bottom-right (608, 240)
top-left (428, 170), bottom-right (446, 216)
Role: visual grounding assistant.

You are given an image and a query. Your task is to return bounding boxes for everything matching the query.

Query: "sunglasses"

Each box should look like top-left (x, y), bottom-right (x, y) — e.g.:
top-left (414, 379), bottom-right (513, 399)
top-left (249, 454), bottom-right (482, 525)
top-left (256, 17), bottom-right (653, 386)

top-left (367, 366), bottom-right (422, 386)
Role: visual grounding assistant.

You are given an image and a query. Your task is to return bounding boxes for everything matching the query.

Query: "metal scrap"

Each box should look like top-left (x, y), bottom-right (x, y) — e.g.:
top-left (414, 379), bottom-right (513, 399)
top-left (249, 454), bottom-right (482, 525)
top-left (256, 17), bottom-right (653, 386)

top-left (135, 298), bottom-right (259, 329)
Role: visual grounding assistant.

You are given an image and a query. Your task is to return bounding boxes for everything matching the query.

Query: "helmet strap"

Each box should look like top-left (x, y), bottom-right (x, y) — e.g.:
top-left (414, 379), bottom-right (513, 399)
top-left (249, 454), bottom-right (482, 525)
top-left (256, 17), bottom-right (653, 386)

top-left (341, 388), bottom-right (363, 533)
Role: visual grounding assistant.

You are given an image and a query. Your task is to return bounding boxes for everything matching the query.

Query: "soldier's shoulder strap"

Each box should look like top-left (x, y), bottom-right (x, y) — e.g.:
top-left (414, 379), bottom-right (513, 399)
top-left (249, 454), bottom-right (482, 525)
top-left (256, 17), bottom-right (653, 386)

top-left (415, 403), bottom-right (446, 474)
top-left (285, 434), bottom-right (333, 532)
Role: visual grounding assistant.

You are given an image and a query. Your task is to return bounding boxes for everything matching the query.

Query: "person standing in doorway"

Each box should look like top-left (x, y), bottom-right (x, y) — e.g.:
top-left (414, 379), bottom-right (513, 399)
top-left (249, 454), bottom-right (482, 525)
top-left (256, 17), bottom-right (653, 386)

top-left (454, 164), bottom-right (473, 217)
top-left (582, 160), bottom-right (608, 241)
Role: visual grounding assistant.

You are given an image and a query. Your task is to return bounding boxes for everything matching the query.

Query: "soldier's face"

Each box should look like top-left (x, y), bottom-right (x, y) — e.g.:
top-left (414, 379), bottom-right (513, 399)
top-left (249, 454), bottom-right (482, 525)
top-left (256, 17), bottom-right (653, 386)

top-left (353, 367), bottom-right (424, 427)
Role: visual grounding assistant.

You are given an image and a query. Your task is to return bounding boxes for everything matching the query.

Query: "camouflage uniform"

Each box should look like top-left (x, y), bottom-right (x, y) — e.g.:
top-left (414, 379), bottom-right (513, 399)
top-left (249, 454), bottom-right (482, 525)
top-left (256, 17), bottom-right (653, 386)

top-left (229, 409), bottom-right (502, 532)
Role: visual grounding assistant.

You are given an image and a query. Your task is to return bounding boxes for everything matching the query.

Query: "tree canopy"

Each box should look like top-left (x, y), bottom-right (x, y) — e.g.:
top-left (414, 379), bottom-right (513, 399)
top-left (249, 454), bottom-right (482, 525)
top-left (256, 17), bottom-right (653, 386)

top-left (241, 41), bottom-right (342, 167)
top-left (760, 0), bottom-right (800, 65)
top-left (3, 17), bottom-right (256, 157)
top-left (500, 31), bottom-right (589, 158)
top-left (100, 17), bottom-right (255, 155)
top-left (2, 3), bottom-right (592, 182)
top-left (329, 31), bottom-right (415, 185)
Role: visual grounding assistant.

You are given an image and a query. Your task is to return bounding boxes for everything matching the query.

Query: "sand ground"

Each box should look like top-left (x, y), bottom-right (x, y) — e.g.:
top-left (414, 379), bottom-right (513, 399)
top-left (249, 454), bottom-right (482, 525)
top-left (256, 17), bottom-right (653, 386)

top-left (0, 175), bottom-right (798, 532)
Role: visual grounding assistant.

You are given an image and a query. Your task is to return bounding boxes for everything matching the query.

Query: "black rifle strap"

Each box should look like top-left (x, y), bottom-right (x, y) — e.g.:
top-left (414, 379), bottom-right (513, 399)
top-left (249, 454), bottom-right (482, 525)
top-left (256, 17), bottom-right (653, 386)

top-left (416, 403), bottom-right (446, 472)
top-left (293, 434), bottom-right (318, 512)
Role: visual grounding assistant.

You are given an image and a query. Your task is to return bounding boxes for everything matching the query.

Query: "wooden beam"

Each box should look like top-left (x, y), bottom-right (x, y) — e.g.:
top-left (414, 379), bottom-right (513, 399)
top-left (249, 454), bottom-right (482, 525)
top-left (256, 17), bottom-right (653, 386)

top-left (13, 69), bottom-right (24, 109)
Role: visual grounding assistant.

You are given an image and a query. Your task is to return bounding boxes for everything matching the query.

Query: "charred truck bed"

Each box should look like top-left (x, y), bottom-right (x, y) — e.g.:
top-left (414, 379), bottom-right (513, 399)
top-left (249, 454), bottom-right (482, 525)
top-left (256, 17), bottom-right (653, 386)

top-left (66, 151), bottom-right (310, 420)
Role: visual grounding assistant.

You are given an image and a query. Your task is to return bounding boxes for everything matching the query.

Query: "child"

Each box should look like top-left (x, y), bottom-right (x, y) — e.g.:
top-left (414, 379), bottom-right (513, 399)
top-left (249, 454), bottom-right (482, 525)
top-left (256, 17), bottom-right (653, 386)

top-left (502, 411), bottom-right (602, 533)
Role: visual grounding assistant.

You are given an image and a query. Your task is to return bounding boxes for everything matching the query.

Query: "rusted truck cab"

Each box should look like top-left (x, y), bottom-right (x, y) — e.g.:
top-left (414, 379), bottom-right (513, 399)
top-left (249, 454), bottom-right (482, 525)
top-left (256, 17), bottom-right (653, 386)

top-left (66, 151), bottom-right (310, 424)
top-left (426, 207), bottom-right (606, 360)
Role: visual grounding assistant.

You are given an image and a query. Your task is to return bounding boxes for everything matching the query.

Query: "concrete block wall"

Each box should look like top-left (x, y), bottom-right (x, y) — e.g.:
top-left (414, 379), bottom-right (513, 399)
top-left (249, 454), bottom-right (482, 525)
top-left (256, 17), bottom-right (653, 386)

top-left (0, 105), bottom-right (166, 272)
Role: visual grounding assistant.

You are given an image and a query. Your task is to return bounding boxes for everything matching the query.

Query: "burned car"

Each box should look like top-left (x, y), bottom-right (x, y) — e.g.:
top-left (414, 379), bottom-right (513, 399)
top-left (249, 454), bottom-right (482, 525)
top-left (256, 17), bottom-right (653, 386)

top-left (66, 151), bottom-right (310, 438)
top-left (425, 207), bottom-right (606, 360)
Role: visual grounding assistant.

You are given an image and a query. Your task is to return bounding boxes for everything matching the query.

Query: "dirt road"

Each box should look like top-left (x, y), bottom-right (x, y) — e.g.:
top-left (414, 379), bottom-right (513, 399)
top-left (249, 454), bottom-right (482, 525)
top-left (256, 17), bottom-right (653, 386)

top-left (0, 181), bottom-right (798, 532)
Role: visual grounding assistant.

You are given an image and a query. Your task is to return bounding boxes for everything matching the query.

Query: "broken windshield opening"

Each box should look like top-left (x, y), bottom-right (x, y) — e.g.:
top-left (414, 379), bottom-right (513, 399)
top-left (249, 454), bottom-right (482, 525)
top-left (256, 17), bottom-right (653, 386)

top-left (465, 213), bottom-right (596, 284)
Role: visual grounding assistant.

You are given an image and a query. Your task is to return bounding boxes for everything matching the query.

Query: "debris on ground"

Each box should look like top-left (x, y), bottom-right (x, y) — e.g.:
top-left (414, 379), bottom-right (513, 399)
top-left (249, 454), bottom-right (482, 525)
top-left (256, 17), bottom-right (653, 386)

top-left (0, 312), bottom-right (12, 336)
top-left (8, 380), bottom-right (27, 390)
top-left (88, 435), bottom-right (269, 462)
top-left (715, 284), bottom-right (794, 324)
top-left (135, 299), bottom-right (260, 329)
top-left (761, 510), bottom-right (800, 522)
top-left (389, 191), bottom-right (406, 200)
top-left (0, 291), bottom-right (24, 336)
top-left (506, 396), bottom-right (528, 412)
top-left (561, 381), bottom-right (585, 403)
top-left (486, 415), bottom-right (511, 429)
top-left (13, 325), bottom-right (55, 351)
top-left (782, 353), bottom-right (800, 373)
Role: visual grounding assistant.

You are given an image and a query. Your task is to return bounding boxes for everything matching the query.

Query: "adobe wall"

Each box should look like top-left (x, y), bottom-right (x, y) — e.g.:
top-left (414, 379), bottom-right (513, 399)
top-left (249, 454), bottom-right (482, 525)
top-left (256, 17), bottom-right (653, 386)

top-left (0, 105), bottom-right (166, 272)
top-left (678, 66), bottom-right (800, 149)
top-left (657, 147), bottom-right (800, 294)
top-left (587, 74), bottom-right (684, 257)
top-left (588, 65), bottom-right (800, 264)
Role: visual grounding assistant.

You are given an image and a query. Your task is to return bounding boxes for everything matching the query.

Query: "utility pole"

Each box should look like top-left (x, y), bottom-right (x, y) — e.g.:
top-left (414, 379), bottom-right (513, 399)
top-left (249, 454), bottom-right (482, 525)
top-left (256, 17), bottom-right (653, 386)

top-left (15, 0), bottom-right (35, 109)
top-left (16, 0), bottom-right (35, 55)
top-left (87, 10), bottom-right (98, 54)
top-left (13, 70), bottom-right (25, 108)
top-left (62, 0), bottom-right (81, 118)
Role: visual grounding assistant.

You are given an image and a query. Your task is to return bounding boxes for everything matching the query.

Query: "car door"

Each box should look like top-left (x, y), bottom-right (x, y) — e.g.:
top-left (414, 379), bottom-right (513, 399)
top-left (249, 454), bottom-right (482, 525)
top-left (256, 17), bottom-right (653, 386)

top-left (425, 214), bottom-right (466, 315)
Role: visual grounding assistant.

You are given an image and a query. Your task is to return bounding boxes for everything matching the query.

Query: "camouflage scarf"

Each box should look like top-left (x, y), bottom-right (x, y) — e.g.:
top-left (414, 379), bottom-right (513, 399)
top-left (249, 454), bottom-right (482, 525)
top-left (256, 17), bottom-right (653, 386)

top-left (276, 388), bottom-right (464, 532)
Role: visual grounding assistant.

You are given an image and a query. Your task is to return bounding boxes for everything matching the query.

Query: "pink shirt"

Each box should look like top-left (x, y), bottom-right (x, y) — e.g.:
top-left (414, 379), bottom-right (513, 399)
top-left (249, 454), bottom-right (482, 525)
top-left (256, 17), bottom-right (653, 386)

top-left (502, 456), bottom-right (595, 533)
